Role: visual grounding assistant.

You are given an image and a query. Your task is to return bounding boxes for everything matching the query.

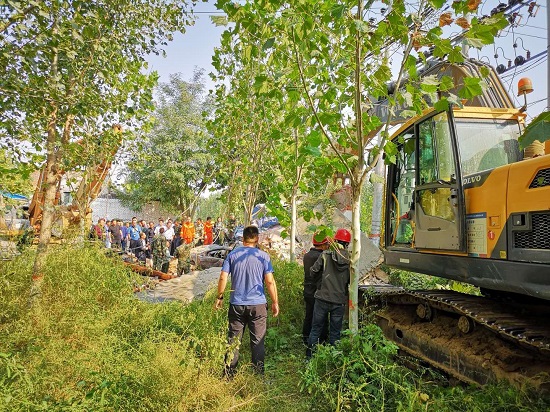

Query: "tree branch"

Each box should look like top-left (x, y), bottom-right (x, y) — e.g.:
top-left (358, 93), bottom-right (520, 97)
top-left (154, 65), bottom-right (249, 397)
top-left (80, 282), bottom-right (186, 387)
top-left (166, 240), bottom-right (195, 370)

top-left (291, 27), bottom-right (354, 180)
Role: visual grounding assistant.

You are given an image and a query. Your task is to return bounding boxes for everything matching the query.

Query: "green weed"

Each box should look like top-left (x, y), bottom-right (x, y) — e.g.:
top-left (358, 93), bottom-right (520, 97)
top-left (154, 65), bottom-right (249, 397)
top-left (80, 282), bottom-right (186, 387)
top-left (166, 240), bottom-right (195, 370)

top-left (0, 244), bottom-right (547, 411)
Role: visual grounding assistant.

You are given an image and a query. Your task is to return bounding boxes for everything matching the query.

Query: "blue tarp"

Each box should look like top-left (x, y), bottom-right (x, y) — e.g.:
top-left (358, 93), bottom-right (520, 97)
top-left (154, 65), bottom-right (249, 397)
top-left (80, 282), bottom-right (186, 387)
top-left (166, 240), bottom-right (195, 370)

top-left (0, 192), bottom-right (29, 201)
top-left (251, 204), bottom-right (279, 229)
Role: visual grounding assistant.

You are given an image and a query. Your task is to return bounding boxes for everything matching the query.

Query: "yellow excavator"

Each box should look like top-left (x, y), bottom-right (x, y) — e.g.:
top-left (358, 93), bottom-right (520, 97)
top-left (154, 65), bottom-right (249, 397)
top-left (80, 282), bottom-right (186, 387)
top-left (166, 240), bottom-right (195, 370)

top-left (363, 59), bottom-right (550, 387)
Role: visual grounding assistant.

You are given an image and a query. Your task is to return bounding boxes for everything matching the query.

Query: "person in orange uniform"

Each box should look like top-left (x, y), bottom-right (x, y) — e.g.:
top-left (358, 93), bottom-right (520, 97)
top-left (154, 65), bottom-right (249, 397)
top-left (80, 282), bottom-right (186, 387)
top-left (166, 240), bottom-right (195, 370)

top-left (203, 216), bottom-right (214, 245)
top-left (181, 216), bottom-right (195, 245)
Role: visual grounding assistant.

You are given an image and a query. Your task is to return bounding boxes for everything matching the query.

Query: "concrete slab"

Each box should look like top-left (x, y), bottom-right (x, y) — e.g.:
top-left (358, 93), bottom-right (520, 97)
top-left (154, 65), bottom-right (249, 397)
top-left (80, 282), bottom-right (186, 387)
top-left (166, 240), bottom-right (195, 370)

top-left (135, 267), bottom-right (221, 303)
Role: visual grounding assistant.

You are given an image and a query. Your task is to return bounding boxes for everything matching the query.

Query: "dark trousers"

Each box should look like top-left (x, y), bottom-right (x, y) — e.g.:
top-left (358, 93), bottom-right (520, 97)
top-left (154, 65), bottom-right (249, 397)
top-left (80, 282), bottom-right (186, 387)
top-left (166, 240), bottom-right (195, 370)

top-left (307, 299), bottom-right (345, 358)
top-left (170, 236), bottom-right (180, 256)
top-left (225, 304), bottom-right (267, 374)
top-left (129, 239), bottom-right (140, 254)
top-left (303, 296), bottom-right (328, 346)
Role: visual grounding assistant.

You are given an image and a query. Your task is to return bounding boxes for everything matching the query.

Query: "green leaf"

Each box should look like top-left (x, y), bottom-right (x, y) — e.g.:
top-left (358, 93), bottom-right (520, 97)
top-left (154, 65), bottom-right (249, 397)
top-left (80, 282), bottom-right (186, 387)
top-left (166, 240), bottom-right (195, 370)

top-left (428, 0), bottom-right (446, 8)
top-left (519, 112), bottom-right (550, 149)
top-left (354, 20), bottom-right (370, 33)
top-left (433, 99), bottom-right (449, 112)
top-left (464, 37), bottom-right (485, 49)
top-left (307, 130), bottom-right (322, 147)
top-left (331, 4), bottom-right (346, 18)
top-left (263, 37), bottom-right (275, 50)
top-left (399, 109), bottom-right (416, 118)
top-left (253, 75), bottom-right (270, 94)
top-left (458, 77), bottom-right (482, 99)
top-left (439, 76), bottom-right (454, 92)
top-left (303, 146), bottom-right (321, 157)
top-left (210, 15), bottom-right (228, 26)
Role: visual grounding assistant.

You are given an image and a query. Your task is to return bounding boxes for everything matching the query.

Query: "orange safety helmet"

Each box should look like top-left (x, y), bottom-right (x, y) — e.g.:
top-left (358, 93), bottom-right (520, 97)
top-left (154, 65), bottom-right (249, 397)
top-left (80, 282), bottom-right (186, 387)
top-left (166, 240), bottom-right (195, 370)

top-left (334, 228), bottom-right (351, 243)
top-left (312, 233), bottom-right (329, 246)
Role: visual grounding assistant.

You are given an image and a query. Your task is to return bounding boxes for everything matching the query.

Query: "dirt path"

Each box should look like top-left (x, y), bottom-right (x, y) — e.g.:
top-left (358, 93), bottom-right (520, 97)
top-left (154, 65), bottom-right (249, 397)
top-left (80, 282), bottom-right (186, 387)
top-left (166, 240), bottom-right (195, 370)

top-left (135, 267), bottom-right (221, 303)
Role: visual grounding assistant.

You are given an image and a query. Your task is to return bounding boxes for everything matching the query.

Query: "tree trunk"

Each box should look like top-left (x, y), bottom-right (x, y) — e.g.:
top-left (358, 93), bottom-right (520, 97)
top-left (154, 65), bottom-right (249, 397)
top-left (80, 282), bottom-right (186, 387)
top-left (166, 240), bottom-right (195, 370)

top-left (369, 156), bottom-right (385, 247)
top-left (348, 0), bottom-right (364, 333)
top-left (29, 12), bottom-right (61, 305)
top-left (348, 183), bottom-right (362, 333)
top-left (244, 183), bottom-right (255, 226)
top-left (30, 111), bottom-right (60, 303)
top-left (289, 189), bottom-right (297, 262)
top-left (289, 130), bottom-right (302, 263)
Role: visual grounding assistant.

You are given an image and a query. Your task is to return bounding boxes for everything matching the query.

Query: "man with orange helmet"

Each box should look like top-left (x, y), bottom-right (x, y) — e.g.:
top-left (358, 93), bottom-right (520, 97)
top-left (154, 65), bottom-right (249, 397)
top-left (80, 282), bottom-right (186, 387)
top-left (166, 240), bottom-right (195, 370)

top-left (306, 228), bottom-right (351, 358)
top-left (302, 232), bottom-right (330, 346)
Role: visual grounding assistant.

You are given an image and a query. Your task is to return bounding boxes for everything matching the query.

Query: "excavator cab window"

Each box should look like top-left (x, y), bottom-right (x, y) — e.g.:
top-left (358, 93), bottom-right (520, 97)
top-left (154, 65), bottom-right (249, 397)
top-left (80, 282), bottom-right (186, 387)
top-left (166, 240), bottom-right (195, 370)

top-left (388, 130), bottom-right (416, 246)
top-left (454, 118), bottom-right (522, 175)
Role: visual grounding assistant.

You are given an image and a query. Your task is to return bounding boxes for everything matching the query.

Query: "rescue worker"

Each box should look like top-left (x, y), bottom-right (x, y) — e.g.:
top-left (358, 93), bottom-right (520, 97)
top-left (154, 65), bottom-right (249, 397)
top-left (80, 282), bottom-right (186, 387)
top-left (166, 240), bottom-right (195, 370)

top-left (227, 214), bottom-right (237, 241)
top-left (174, 241), bottom-right (192, 276)
top-left (204, 216), bottom-right (214, 245)
top-left (195, 218), bottom-right (204, 246)
top-left (151, 227), bottom-right (167, 271)
top-left (302, 232), bottom-right (330, 346)
top-left (214, 216), bottom-right (227, 245)
top-left (161, 240), bottom-right (171, 274)
top-left (306, 228), bottom-right (351, 359)
top-left (181, 216), bottom-right (195, 245)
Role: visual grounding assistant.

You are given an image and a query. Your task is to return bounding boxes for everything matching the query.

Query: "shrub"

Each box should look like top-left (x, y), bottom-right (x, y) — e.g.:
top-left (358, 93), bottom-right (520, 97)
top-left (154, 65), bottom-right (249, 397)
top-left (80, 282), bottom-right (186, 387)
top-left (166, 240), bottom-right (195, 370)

top-left (301, 324), bottom-right (423, 411)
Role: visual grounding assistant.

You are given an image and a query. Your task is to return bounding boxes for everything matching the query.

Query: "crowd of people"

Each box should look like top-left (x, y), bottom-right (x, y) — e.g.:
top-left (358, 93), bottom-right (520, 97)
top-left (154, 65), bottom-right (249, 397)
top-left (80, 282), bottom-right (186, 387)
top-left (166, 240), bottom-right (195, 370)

top-left (89, 214), bottom-right (239, 274)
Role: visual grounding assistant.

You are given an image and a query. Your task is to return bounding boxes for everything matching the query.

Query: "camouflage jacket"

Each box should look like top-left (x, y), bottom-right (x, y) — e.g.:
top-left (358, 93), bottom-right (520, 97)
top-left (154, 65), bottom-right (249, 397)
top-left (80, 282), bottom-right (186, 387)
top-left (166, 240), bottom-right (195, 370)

top-left (151, 234), bottom-right (166, 256)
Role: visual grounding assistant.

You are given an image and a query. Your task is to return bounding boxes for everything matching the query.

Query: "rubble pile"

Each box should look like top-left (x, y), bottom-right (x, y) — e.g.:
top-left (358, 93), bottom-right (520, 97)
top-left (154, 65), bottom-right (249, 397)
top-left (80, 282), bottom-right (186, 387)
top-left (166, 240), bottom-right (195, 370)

top-left (258, 227), bottom-right (306, 260)
top-left (255, 203), bottom-right (383, 283)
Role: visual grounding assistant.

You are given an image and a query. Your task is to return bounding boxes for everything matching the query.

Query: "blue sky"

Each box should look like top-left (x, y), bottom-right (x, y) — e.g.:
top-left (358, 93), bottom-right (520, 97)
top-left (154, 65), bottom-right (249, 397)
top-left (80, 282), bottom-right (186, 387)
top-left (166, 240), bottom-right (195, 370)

top-left (145, 1), bottom-right (225, 93)
top-left (145, 1), bottom-right (548, 119)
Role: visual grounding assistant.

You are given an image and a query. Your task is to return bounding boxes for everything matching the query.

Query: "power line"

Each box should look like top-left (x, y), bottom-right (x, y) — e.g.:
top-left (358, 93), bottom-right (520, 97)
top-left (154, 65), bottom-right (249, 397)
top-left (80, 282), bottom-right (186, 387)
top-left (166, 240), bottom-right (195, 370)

top-left (507, 32), bottom-right (547, 40)
top-left (521, 24), bottom-right (547, 30)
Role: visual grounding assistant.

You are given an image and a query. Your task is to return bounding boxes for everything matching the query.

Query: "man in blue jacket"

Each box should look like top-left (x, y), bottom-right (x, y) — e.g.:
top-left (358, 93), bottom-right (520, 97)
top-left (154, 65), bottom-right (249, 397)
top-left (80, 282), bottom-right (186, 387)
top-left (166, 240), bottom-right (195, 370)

top-left (214, 225), bottom-right (279, 376)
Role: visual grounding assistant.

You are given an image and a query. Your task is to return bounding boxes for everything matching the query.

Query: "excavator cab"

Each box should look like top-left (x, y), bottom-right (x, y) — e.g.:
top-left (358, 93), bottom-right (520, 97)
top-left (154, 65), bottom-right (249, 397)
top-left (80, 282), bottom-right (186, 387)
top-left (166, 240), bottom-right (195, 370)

top-left (382, 105), bottom-right (550, 300)
top-left (386, 108), bottom-right (471, 252)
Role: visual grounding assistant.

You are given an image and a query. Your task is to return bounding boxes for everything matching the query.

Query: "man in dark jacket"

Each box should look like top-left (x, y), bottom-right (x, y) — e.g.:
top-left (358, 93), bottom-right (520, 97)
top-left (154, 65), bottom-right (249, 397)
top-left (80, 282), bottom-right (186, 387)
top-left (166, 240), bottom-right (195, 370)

top-left (302, 233), bottom-right (330, 345)
top-left (307, 228), bottom-right (351, 358)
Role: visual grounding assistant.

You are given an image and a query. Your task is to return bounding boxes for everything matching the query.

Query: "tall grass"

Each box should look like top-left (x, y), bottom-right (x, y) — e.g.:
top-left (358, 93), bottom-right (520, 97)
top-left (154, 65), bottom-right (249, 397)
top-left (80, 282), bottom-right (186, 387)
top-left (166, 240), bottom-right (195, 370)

top-left (0, 244), bottom-right (548, 411)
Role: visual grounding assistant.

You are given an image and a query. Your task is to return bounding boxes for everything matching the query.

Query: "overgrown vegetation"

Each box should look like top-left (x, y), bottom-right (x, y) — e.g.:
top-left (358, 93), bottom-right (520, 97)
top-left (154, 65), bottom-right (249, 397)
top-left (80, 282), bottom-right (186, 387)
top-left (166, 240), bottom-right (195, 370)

top-left (385, 266), bottom-right (481, 295)
top-left (1, 247), bottom-right (547, 411)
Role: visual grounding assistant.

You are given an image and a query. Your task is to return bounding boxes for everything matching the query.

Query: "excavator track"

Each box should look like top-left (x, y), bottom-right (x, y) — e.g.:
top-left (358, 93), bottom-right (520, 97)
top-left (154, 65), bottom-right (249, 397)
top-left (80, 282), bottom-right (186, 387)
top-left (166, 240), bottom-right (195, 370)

top-left (360, 285), bottom-right (550, 388)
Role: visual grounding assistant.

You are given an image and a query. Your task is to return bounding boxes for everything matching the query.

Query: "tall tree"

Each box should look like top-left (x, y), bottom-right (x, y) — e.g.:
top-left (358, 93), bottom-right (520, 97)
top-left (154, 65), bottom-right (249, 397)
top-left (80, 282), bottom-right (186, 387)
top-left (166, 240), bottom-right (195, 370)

top-left (120, 70), bottom-right (215, 216)
top-left (215, 0), bottom-right (507, 330)
top-left (209, 32), bottom-right (278, 225)
top-left (0, 0), bottom-right (196, 296)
